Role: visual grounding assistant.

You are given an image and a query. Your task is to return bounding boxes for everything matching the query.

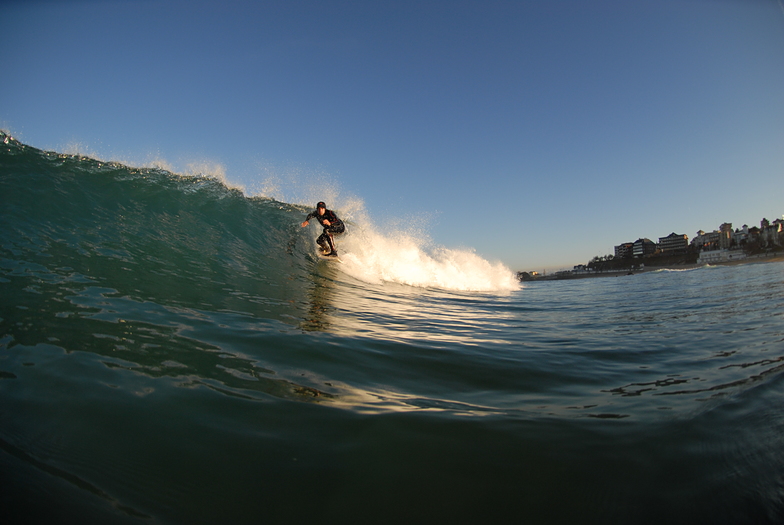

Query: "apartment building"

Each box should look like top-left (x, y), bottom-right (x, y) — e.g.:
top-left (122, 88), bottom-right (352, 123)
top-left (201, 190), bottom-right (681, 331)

top-left (633, 238), bottom-right (656, 257)
top-left (658, 232), bottom-right (689, 254)
top-left (614, 242), bottom-right (634, 259)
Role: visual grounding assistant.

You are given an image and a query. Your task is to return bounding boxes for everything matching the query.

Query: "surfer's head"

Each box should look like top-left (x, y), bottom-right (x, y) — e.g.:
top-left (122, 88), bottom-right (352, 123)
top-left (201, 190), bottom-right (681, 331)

top-left (317, 202), bottom-right (326, 212)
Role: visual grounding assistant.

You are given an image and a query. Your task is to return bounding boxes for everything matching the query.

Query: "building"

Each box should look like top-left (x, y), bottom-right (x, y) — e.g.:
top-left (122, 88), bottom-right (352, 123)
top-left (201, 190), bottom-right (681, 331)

top-left (633, 238), bottom-right (656, 258)
top-left (614, 242), bottom-right (634, 259)
top-left (733, 225), bottom-right (750, 247)
top-left (760, 218), bottom-right (784, 248)
top-left (697, 249), bottom-right (747, 264)
top-left (719, 222), bottom-right (733, 250)
top-left (691, 230), bottom-right (721, 251)
top-left (658, 232), bottom-right (688, 254)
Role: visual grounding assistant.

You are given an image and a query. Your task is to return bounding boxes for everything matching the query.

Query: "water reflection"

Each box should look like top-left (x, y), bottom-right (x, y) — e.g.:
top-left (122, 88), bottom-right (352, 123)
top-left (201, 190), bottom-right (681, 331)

top-left (300, 263), bottom-right (339, 332)
top-left (313, 269), bottom-right (522, 348)
top-left (0, 276), bottom-right (339, 404)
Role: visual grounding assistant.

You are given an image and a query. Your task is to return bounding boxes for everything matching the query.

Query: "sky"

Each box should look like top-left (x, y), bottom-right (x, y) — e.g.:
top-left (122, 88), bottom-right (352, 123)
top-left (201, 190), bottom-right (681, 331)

top-left (2, 0), bottom-right (783, 272)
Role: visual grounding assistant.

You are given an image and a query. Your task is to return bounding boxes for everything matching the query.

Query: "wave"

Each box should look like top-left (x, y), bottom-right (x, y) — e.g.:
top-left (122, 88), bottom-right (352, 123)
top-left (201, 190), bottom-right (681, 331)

top-left (650, 264), bottom-right (718, 274)
top-left (0, 131), bottom-right (517, 318)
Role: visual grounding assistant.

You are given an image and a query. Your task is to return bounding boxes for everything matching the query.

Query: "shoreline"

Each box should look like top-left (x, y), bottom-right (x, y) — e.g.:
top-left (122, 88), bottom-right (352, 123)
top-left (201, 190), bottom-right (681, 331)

top-left (526, 253), bottom-right (784, 281)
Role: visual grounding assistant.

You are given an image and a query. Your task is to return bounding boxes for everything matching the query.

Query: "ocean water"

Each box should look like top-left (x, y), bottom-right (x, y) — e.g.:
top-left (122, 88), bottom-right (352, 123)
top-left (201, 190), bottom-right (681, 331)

top-left (2, 132), bottom-right (784, 524)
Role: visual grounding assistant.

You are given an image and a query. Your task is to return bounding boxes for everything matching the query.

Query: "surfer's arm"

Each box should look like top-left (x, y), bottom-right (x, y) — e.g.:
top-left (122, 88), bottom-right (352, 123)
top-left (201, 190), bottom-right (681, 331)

top-left (302, 211), bottom-right (318, 227)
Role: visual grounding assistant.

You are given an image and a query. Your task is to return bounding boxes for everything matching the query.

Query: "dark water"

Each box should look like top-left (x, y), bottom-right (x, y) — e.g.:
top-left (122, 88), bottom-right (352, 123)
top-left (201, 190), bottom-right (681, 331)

top-left (2, 132), bottom-right (784, 524)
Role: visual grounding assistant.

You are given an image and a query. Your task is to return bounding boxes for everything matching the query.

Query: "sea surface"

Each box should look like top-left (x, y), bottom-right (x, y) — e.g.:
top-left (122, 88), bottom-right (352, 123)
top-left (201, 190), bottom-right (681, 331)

top-left (2, 132), bottom-right (784, 524)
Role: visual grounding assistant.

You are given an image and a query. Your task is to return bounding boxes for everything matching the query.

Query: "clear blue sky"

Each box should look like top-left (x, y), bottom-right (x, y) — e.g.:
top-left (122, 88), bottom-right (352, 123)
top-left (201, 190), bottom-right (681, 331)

top-left (3, 0), bottom-right (783, 271)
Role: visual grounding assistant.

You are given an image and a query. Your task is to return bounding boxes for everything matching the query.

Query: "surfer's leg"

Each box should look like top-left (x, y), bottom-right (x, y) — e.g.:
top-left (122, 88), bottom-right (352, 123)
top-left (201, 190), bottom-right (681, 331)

top-left (325, 233), bottom-right (336, 255)
top-left (321, 223), bottom-right (343, 256)
top-left (316, 232), bottom-right (330, 253)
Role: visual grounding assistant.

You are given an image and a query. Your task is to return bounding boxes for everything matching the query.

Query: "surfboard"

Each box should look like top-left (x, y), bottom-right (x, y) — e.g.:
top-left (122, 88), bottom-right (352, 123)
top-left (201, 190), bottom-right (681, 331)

top-left (318, 253), bottom-right (342, 262)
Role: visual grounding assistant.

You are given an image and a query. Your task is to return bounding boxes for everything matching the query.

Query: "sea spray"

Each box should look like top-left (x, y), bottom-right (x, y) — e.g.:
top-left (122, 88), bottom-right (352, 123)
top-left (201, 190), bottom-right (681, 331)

top-left (337, 223), bottom-right (519, 291)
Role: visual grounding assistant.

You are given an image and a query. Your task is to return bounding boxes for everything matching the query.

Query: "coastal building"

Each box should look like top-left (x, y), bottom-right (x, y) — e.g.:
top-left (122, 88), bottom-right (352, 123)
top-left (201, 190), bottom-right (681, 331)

top-left (633, 238), bottom-right (656, 258)
top-left (658, 232), bottom-right (688, 254)
top-left (719, 223), bottom-right (733, 250)
top-left (687, 218), bottom-right (782, 258)
top-left (691, 230), bottom-right (721, 251)
top-left (697, 249), bottom-right (747, 264)
top-left (760, 218), bottom-right (784, 247)
top-left (748, 225), bottom-right (761, 244)
top-left (614, 242), bottom-right (634, 259)
top-left (733, 225), bottom-right (750, 247)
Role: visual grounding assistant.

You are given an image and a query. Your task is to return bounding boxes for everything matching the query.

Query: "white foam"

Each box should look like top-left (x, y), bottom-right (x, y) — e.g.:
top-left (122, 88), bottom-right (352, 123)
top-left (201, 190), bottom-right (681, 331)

top-left (335, 220), bottom-right (519, 292)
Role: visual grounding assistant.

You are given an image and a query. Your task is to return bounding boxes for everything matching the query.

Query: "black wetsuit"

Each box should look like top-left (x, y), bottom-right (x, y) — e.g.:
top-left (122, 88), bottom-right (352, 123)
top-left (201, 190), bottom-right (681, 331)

top-left (305, 208), bottom-right (345, 254)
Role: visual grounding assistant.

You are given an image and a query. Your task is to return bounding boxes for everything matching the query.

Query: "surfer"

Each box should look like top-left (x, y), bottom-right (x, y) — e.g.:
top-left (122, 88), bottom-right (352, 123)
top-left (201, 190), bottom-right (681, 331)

top-left (301, 201), bottom-right (345, 257)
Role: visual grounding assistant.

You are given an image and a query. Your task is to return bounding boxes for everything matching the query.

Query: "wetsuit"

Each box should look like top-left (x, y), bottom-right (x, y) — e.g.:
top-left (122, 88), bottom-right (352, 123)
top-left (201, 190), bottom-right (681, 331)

top-left (305, 208), bottom-right (345, 254)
